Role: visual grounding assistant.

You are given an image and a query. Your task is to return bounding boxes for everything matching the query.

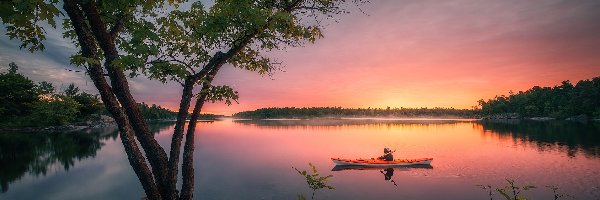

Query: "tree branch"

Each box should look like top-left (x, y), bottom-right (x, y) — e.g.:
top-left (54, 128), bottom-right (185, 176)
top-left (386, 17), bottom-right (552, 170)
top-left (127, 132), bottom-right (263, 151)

top-left (109, 13), bottom-right (129, 39)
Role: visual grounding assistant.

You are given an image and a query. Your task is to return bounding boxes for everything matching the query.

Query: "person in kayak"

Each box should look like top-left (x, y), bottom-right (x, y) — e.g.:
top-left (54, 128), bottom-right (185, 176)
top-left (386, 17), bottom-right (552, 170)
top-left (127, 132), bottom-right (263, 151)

top-left (378, 147), bottom-right (394, 161)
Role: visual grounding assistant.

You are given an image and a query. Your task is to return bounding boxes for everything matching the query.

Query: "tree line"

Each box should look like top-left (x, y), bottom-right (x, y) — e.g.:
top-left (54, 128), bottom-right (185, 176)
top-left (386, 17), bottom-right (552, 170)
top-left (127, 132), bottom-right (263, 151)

top-left (1, 62), bottom-right (221, 128)
top-left (233, 106), bottom-right (478, 119)
top-left (138, 102), bottom-right (223, 120)
top-left (234, 76), bottom-right (600, 120)
top-left (478, 76), bottom-right (600, 119)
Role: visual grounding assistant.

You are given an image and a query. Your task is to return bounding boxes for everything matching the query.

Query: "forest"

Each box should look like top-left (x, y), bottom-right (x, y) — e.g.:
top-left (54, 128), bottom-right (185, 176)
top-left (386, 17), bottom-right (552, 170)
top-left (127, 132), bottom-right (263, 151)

top-left (0, 63), bottom-right (104, 127)
top-left (233, 106), bottom-right (478, 119)
top-left (138, 103), bottom-right (223, 120)
top-left (478, 76), bottom-right (600, 119)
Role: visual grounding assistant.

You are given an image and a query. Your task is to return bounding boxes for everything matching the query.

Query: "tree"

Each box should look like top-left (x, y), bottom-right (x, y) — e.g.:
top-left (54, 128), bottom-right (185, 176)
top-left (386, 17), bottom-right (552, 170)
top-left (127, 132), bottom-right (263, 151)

top-left (63, 83), bottom-right (80, 97)
top-left (478, 76), bottom-right (600, 119)
top-left (0, 62), bottom-right (39, 119)
top-left (36, 81), bottom-right (55, 97)
top-left (63, 83), bottom-right (105, 120)
top-left (1, 0), bottom-right (365, 199)
top-left (31, 96), bottom-right (81, 126)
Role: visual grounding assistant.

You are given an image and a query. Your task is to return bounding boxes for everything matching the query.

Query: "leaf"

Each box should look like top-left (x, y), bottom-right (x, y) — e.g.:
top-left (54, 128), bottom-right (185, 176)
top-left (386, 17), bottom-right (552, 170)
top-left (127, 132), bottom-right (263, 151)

top-left (496, 188), bottom-right (511, 200)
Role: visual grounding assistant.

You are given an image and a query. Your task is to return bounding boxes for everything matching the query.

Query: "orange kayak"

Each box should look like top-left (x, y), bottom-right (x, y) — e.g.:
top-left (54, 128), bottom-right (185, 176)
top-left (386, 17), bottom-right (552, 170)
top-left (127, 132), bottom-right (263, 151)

top-left (331, 164), bottom-right (433, 171)
top-left (331, 157), bottom-right (433, 167)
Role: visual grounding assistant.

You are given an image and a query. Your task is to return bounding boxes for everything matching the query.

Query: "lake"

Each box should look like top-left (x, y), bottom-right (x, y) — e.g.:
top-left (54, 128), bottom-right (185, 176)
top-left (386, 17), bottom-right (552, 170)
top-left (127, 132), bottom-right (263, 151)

top-left (1, 119), bottom-right (599, 200)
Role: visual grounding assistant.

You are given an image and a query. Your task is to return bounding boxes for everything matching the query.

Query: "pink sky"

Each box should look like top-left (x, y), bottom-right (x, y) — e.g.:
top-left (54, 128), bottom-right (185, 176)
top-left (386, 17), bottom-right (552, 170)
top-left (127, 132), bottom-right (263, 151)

top-left (2, 0), bottom-right (600, 115)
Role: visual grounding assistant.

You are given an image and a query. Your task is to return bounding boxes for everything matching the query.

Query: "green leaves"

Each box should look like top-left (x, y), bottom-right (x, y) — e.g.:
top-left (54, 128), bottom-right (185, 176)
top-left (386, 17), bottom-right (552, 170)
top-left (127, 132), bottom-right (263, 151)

top-left (478, 179), bottom-right (543, 200)
top-left (117, 0), bottom-right (359, 85)
top-left (200, 85), bottom-right (239, 106)
top-left (0, 0), bottom-right (61, 52)
top-left (230, 46), bottom-right (273, 75)
top-left (293, 163), bottom-right (335, 191)
top-left (69, 54), bottom-right (100, 67)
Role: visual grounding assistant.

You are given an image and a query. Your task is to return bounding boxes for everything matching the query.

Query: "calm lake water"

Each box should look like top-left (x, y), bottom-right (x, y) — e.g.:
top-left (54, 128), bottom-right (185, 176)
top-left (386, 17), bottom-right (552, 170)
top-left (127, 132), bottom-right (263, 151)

top-left (1, 119), bottom-right (599, 200)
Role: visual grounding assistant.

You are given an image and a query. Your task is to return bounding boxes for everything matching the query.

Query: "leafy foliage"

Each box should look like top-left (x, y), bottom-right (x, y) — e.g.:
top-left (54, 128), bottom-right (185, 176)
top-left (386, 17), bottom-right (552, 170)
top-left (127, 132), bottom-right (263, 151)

top-left (0, 0), bottom-right (61, 52)
top-left (546, 185), bottom-right (574, 200)
top-left (477, 179), bottom-right (574, 200)
top-left (495, 179), bottom-right (536, 200)
top-left (293, 163), bottom-right (335, 199)
top-left (0, 62), bottom-right (104, 127)
top-left (201, 85), bottom-right (239, 106)
top-left (30, 96), bottom-right (81, 126)
top-left (138, 102), bottom-right (177, 120)
top-left (116, 0), bottom-right (366, 101)
top-left (0, 62), bottom-right (39, 118)
top-left (478, 76), bottom-right (600, 119)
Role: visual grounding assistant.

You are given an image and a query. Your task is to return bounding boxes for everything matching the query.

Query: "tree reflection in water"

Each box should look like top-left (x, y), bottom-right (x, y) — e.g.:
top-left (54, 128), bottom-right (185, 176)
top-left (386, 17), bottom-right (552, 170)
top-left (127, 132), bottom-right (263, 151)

top-left (479, 120), bottom-right (600, 157)
top-left (0, 122), bottom-right (174, 193)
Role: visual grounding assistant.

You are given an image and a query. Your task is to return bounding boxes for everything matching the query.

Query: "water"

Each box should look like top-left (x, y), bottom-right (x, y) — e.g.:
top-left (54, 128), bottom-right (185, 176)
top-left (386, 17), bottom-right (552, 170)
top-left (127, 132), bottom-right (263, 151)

top-left (1, 119), bottom-right (599, 200)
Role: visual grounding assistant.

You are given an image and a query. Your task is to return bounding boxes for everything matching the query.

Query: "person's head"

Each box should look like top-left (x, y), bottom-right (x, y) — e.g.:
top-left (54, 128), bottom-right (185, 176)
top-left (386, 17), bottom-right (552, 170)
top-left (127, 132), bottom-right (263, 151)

top-left (384, 147), bottom-right (391, 153)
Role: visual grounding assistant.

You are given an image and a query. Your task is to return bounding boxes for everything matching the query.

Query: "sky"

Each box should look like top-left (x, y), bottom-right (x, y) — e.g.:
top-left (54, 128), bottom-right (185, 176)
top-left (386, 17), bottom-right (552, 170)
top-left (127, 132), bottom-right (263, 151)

top-left (1, 0), bottom-right (600, 115)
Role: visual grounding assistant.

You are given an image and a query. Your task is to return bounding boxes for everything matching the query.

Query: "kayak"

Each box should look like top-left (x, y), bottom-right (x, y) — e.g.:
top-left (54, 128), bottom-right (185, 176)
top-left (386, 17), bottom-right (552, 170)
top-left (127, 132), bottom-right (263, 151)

top-left (331, 164), bottom-right (433, 171)
top-left (331, 157), bottom-right (433, 167)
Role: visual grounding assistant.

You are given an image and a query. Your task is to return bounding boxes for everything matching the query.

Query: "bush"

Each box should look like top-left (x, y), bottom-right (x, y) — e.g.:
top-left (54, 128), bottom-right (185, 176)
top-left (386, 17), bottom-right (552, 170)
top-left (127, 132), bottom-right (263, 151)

top-left (30, 97), bottom-right (81, 126)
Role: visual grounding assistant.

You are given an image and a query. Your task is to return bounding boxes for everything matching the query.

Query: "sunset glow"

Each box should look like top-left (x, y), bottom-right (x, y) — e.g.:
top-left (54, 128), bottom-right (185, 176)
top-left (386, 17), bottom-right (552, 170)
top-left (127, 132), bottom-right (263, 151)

top-left (2, 0), bottom-right (599, 115)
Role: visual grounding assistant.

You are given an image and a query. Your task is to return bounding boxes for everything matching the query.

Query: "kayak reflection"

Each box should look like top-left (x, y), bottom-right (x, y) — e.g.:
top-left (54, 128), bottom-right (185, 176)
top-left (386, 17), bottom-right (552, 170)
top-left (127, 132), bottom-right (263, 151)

top-left (331, 165), bottom-right (433, 187)
top-left (331, 164), bottom-right (433, 171)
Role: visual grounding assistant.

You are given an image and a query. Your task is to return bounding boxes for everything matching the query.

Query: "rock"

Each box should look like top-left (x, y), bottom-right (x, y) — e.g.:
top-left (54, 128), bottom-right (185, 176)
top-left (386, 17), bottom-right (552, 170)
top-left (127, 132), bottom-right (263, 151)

top-left (529, 117), bottom-right (555, 121)
top-left (100, 115), bottom-right (115, 123)
top-left (566, 114), bottom-right (589, 122)
top-left (483, 113), bottom-right (520, 119)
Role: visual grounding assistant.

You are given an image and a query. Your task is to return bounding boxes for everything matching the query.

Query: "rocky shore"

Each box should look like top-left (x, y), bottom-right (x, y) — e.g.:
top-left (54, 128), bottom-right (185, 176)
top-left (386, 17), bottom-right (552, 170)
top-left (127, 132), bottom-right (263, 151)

top-left (1, 115), bottom-right (117, 133)
top-left (481, 113), bottom-right (597, 122)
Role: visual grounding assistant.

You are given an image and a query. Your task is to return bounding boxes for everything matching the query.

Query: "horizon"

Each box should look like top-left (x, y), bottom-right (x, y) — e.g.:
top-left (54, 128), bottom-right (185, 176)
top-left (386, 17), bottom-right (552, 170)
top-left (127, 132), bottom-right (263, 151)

top-left (1, 0), bottom-right (599, 115)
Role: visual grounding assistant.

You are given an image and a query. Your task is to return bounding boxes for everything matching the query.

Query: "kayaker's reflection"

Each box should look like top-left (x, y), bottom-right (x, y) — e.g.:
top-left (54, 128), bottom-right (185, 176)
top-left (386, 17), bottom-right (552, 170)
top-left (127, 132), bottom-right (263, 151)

top-left (380, 168), bottom-right (398, 186)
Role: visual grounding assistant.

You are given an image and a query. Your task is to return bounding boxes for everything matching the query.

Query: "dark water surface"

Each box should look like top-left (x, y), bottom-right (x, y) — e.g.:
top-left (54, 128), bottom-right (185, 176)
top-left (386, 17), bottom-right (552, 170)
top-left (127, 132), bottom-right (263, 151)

top-left (1, 119), bottom-right (599, 200)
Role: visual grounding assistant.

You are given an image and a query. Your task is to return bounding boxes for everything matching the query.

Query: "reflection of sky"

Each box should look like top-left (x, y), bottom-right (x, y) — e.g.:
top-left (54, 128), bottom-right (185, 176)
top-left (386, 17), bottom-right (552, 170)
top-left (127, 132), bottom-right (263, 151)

top-left (1, 120), bottom-right (599, 199)
top-left (2, 0), bottom-right (600, 115)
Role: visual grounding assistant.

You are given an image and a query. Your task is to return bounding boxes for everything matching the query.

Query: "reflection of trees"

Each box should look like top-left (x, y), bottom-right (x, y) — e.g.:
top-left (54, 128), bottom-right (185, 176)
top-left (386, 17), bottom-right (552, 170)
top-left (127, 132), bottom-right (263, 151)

top-left (0, 121), bottom-right (178, 193)
top-left (479, 120), bottom-right (600, 157)
top-left (148, 121), bottom-right (180, 134)
top-left (234, 119), bottom-right (474, 130)
top-left (0, 130), bottom-right (116, 193)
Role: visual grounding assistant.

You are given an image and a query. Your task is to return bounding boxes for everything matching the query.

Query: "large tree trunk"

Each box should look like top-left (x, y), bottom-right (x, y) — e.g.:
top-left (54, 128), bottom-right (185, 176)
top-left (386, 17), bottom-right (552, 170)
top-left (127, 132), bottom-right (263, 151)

top-left (179, 96), bottom-right (204, 200)
top-left (78, 1), bottom-right (170, 195)
top-left (62, 1), bottom-right (162, 199)
top-left (166, 51), bottom-right (230, 199)
top-left (179, 53), bottom-right (226, 199)
top-left (166, 78), bottom-right (195, 199)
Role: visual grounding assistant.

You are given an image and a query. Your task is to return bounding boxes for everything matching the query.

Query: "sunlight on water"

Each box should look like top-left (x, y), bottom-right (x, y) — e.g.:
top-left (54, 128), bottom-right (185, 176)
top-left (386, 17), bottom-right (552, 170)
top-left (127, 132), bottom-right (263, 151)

top-left (1, 119), bottom-right (599, 200)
